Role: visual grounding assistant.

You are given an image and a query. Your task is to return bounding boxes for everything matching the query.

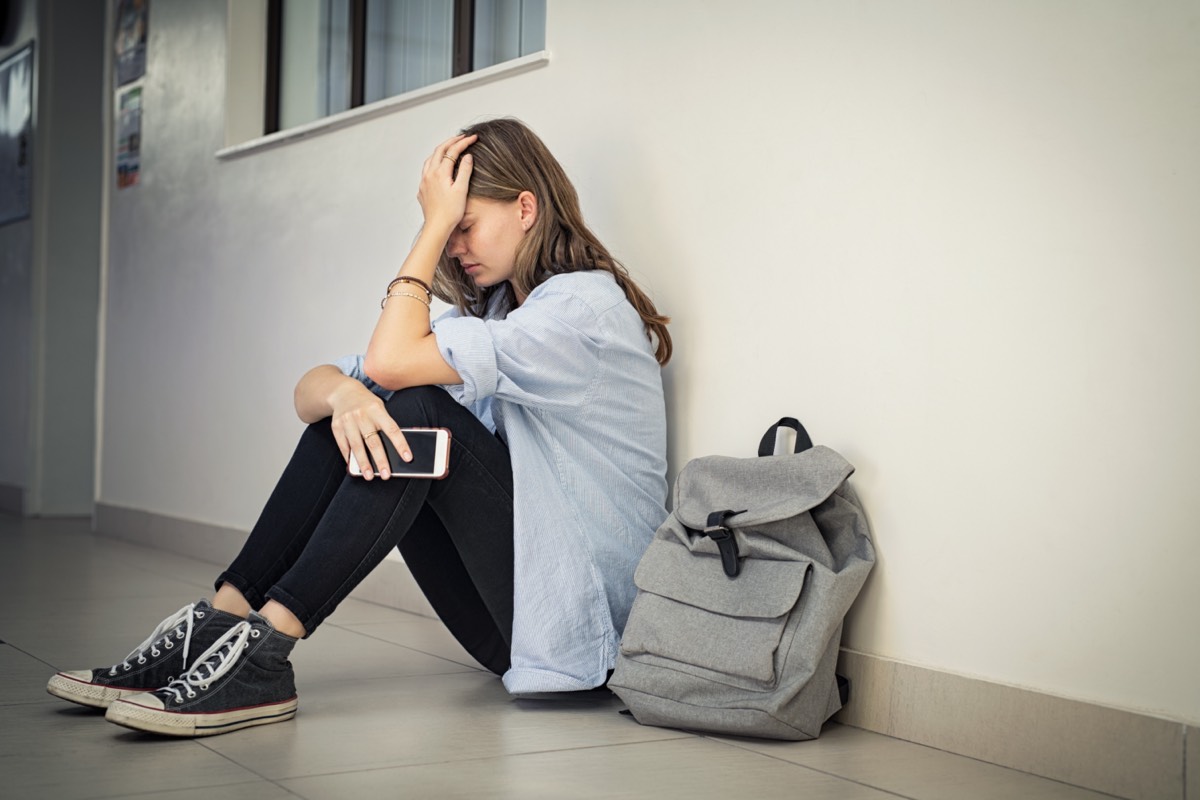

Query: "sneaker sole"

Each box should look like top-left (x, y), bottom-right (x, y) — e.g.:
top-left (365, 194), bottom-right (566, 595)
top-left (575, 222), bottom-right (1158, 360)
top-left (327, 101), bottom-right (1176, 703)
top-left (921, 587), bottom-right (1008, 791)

top-left (46, 672), bottom-right (145, 710)
top-left (105, 696), bottom-right (298, 737)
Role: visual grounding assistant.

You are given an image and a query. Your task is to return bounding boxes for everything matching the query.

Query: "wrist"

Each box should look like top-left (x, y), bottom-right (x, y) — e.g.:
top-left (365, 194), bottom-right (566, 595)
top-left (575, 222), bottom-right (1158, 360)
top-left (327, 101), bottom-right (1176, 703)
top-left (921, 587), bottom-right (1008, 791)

top-left (420, 218), bottom-right (457, 243)
top-left (327, 374), bottom-right (364, 409)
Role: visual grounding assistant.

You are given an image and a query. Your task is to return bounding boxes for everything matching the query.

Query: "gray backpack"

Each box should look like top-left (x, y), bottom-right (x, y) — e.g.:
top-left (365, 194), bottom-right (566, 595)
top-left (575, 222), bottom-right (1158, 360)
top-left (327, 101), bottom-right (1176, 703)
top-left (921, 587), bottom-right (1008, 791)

top-left (609, 418), bottom-right (876, 740)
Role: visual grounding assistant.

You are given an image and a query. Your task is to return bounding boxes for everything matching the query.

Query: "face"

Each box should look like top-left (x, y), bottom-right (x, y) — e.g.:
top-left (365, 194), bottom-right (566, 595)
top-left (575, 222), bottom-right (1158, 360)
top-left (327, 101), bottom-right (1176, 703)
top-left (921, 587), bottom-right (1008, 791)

top-left (445, 196), bottom-right (529, 294)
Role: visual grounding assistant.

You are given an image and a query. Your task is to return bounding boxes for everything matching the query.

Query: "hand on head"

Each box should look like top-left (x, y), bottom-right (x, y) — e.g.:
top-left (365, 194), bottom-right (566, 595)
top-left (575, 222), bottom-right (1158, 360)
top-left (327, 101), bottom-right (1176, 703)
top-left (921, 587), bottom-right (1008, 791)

top-left (418, 133), bottom-right (478, 235)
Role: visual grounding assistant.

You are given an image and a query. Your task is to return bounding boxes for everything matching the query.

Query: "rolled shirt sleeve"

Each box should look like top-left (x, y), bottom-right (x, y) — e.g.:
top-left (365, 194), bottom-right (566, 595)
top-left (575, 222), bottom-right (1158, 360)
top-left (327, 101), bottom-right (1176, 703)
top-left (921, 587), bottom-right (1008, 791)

top-left (432, 285), bottom-right (602, 410)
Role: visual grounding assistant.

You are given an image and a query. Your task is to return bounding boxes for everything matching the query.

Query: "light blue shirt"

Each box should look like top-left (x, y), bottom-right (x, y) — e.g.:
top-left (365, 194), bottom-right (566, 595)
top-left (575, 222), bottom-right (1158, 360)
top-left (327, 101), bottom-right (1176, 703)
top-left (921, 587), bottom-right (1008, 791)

top-left (336, 271), bottom-right (668, 693)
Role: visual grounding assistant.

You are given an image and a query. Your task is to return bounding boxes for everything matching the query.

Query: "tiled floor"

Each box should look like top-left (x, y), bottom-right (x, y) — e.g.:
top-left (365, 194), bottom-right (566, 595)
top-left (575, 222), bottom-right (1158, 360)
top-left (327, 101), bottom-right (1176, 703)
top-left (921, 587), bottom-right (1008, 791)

top-left (1, 514), bottom-right (1119, 800)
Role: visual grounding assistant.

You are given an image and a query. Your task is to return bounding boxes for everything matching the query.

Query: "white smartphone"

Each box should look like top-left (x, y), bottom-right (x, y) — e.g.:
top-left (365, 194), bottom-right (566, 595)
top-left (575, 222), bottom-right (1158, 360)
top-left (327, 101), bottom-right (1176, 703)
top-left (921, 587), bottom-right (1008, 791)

top-left (347, 427), bottom-right (451, 479)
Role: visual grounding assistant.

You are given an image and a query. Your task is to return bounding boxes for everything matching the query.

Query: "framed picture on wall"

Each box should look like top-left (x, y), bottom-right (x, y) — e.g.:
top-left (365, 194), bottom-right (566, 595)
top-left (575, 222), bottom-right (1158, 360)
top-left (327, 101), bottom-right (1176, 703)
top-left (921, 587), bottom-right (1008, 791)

top-left (0, 42), bottom-right (33, 226)
top-left (115, 0), bottom-right (148, 86)
top-left (116, 86), bottom-right (142, 189)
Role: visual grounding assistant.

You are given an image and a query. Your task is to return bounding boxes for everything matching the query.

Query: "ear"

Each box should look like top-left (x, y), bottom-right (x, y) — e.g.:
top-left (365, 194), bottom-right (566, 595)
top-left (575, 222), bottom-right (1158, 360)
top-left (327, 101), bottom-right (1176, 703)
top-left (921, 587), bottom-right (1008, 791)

top-left (516, 190), bottom-right (538, 232)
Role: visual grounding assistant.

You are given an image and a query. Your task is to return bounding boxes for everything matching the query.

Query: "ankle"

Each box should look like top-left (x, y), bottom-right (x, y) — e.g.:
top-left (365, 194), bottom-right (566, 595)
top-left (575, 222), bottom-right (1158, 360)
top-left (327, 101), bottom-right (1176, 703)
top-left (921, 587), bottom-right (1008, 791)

top-left (259, 601), bottom-right (306, 639)
top-left (212, 584), bottom-right (252, 618)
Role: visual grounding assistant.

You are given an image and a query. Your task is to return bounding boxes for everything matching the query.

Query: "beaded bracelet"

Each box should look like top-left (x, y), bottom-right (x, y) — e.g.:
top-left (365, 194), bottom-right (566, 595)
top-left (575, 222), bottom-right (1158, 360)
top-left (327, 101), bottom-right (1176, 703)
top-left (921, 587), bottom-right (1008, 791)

top-left (386, 275), bottom-right (433, 299)
top-left (381, 291), bottom-right (431, 309)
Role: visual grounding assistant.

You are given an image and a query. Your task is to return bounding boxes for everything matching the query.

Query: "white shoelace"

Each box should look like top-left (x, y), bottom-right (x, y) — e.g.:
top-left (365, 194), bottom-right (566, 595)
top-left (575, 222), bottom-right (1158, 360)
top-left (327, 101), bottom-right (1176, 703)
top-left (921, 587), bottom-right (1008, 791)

top-left (160, 621), bottom-right (260, 704)
top-left (109, 602), bottom-right (204, 676)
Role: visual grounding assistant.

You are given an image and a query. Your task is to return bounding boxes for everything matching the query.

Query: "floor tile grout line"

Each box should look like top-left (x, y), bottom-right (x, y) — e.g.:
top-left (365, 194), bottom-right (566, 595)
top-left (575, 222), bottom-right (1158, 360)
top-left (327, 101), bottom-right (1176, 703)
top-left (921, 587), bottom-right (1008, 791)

top-left (322, 620), bottom-right (489, 673)
top-left (698, 734), bottom-right (919, 800)
top-left (0, 699), bottom-right (70, 709)
top-left (257, 732), bottom-right (702, 784)
top-left (194, 740), bottom-right (316, 800)
top-left (1, 639), bottom-right (62, 672)
top-left (88, 775), bottom-right (302, 800)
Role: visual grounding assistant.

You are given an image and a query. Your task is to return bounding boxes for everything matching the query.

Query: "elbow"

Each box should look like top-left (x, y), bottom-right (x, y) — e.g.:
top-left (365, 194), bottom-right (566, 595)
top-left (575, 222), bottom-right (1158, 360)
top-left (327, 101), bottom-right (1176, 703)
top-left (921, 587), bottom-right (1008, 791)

top-left (362, 352), bottom-right (410, 392)
top-left (364, 334), bottom-right (451, 391)
top-left (292, 383), bottom-right (306, 421)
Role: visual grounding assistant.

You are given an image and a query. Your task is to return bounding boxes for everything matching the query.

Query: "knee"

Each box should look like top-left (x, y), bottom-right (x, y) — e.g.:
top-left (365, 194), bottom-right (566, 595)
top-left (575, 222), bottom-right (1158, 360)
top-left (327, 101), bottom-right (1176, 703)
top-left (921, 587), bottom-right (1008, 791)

top-left (384, 386), bottom-right (454, 425)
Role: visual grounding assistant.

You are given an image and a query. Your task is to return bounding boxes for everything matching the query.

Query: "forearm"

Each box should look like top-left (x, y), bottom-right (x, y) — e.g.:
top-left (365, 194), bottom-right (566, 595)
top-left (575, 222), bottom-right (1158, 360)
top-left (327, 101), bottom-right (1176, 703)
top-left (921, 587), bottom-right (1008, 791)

top-left (363, 133), bottom-right (474, 390)
top-left (362, 224), bottom-right (458, 389)
top-left (294, 364), bottom-right (359, 424)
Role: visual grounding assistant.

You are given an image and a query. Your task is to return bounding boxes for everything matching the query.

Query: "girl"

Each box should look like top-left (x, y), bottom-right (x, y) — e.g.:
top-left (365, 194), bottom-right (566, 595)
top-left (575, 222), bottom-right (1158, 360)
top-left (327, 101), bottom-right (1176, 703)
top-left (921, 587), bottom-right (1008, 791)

top-left (46, 118), bottom-right (671, 737)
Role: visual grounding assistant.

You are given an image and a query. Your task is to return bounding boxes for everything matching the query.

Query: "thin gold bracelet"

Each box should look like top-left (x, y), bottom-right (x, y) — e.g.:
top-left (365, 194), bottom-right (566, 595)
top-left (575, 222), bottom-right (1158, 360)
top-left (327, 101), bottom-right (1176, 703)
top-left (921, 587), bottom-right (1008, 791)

top-left (381, 291), bottom-right (431, 309)
top-left (386, 275), bottom-right (433, 299)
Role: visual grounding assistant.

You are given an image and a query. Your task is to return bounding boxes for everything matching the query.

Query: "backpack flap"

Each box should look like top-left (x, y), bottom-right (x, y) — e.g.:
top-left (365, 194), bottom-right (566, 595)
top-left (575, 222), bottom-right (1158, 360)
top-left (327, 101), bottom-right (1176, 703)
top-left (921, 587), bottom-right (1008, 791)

top-left (625, 537), bottom-right (813, 684)
top-left (673, 445), bottom-right (854, 533)
top-left (632, 537), bottom-right (807, 618)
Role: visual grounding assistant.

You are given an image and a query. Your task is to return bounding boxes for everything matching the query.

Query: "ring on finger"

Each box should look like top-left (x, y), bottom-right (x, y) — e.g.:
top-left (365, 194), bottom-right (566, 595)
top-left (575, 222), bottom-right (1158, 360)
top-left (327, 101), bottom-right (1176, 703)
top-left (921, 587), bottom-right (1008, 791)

top-left (364, 431), bottom-right (381, 440)
top-left (442, 154), bottom-right (455, 161)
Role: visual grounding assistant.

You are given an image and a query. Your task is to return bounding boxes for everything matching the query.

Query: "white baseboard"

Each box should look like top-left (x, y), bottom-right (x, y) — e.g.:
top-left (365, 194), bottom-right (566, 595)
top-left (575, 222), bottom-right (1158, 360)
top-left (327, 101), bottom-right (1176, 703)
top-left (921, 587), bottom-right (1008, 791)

top-left (834, 649), bottom-right (1193, 800)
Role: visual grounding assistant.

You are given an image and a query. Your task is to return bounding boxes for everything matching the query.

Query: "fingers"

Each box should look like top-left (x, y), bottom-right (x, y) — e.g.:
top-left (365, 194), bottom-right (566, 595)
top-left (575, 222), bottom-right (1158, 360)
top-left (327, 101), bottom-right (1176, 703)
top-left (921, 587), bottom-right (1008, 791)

top-left (337, 417), bottom-right (414, 482)
top-left (383, 427), bottom-right (412, 468)
top-left (366, 417), bottom-right (414, 480)
top-left (331, 417), bottom-right (373, 480)
top-left (421, 135), bottom-right (468, 178)
top-left (344, 423), bottom-right (379, 481)
top-left (374, 411), bottom-right (412, 468)
top-left (331, 421), bottom-right (351, 463)
top-left (424, 133), bottom-right (475, 182)
top-left (433, 133), bottom-right (478, 171)
top-left (330, 411), bottom-right (385, 482)
top-left (452, 150), bottom-right (473, 189)
top-left (361, 426), bottom-right (391, 479)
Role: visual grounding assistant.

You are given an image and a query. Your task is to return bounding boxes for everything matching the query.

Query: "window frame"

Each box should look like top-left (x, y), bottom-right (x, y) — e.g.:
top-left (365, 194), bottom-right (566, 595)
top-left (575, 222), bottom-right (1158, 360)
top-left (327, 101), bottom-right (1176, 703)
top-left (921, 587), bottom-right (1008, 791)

top-left (264, 0), bottom-right (477, 135)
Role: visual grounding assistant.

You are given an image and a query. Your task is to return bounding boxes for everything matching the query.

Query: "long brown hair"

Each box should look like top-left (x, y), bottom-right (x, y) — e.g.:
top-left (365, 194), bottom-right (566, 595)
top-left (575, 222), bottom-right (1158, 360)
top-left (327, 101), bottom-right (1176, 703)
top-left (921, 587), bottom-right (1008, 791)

top-left (432, 118), bottom-right (672, 365)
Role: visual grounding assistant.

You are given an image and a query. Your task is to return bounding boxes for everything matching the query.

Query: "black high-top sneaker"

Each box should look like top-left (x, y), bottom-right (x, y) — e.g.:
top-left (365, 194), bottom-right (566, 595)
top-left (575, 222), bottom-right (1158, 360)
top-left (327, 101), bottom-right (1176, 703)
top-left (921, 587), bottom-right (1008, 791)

top-left (47, 599), bottom-right (243, 709)
top-left (105, 613), bottom-right (298, 737)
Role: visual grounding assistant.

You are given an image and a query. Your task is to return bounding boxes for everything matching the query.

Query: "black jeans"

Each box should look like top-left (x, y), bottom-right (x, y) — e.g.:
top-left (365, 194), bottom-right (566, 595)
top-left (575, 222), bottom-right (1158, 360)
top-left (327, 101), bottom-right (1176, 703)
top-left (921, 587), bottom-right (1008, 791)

top-left (215, 386), bottom-right (515, 676)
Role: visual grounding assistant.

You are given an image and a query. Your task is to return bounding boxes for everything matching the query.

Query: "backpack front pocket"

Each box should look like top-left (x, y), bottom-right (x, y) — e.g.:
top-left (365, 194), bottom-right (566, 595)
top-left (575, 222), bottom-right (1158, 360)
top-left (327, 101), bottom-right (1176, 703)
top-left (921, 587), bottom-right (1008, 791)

top-left (619, 538), bottom-right (812, 685)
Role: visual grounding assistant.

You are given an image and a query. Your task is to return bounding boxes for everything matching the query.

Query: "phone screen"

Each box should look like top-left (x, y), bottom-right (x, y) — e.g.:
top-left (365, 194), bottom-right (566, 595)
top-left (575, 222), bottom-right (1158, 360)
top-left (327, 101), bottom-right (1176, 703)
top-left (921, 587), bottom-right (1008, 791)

top-left (353, 430), bottom-right (446, 477)
top-left (350, 429), bottom-right (451, 479)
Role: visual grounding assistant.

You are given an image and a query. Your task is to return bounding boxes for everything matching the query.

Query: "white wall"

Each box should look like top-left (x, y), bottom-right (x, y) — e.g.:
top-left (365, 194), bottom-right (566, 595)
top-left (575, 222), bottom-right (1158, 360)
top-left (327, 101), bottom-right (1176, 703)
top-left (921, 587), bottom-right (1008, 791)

top-left (99, 0), bottom-right (1200, 724)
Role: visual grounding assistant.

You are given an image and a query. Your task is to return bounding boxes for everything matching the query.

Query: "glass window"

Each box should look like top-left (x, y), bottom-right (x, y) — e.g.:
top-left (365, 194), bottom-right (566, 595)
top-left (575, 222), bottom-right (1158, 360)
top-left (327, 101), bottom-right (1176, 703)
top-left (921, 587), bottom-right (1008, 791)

top-left (266, 0), bottom-right (546, 134)
top-left (473, 0), bottom-right (545, 71)
top-left (277, 0), bottom-right (353, 130)
top-left (365, 1), bottom-right (454, 104)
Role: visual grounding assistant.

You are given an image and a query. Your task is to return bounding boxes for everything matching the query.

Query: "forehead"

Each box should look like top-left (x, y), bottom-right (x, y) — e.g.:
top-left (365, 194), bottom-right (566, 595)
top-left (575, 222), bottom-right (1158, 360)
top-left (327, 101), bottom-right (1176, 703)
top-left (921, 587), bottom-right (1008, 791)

top-left (463, 196), bottom-right (511, 219)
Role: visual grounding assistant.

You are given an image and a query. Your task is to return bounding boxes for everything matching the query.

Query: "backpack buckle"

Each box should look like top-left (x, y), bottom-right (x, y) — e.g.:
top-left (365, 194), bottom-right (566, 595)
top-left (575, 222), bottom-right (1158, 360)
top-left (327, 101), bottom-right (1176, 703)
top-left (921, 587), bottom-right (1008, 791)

top-left (702, 509), bottom-right (746, 578)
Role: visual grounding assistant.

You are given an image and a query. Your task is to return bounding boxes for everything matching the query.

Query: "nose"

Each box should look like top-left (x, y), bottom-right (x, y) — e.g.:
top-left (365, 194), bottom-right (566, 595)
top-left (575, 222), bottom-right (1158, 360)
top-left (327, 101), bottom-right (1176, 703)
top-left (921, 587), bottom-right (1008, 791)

top-left (446, 230), bottom-right (466, 258)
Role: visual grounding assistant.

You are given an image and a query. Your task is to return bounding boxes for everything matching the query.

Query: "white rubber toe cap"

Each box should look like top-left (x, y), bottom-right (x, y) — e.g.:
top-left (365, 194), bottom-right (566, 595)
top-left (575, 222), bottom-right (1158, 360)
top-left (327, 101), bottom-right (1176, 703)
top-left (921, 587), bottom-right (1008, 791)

top-left (118, 691), bottom-right (167, 710)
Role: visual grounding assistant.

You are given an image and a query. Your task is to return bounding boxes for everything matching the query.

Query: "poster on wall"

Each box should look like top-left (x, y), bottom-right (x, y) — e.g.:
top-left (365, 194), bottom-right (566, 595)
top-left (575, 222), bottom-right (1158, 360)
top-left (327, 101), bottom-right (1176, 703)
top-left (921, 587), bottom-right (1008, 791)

top-left (115, 0), bottom-right (149, 86)
top-left (0, 43), bottom-right (34, 226)
top-left (116, 87), bottom-right (142, 189)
